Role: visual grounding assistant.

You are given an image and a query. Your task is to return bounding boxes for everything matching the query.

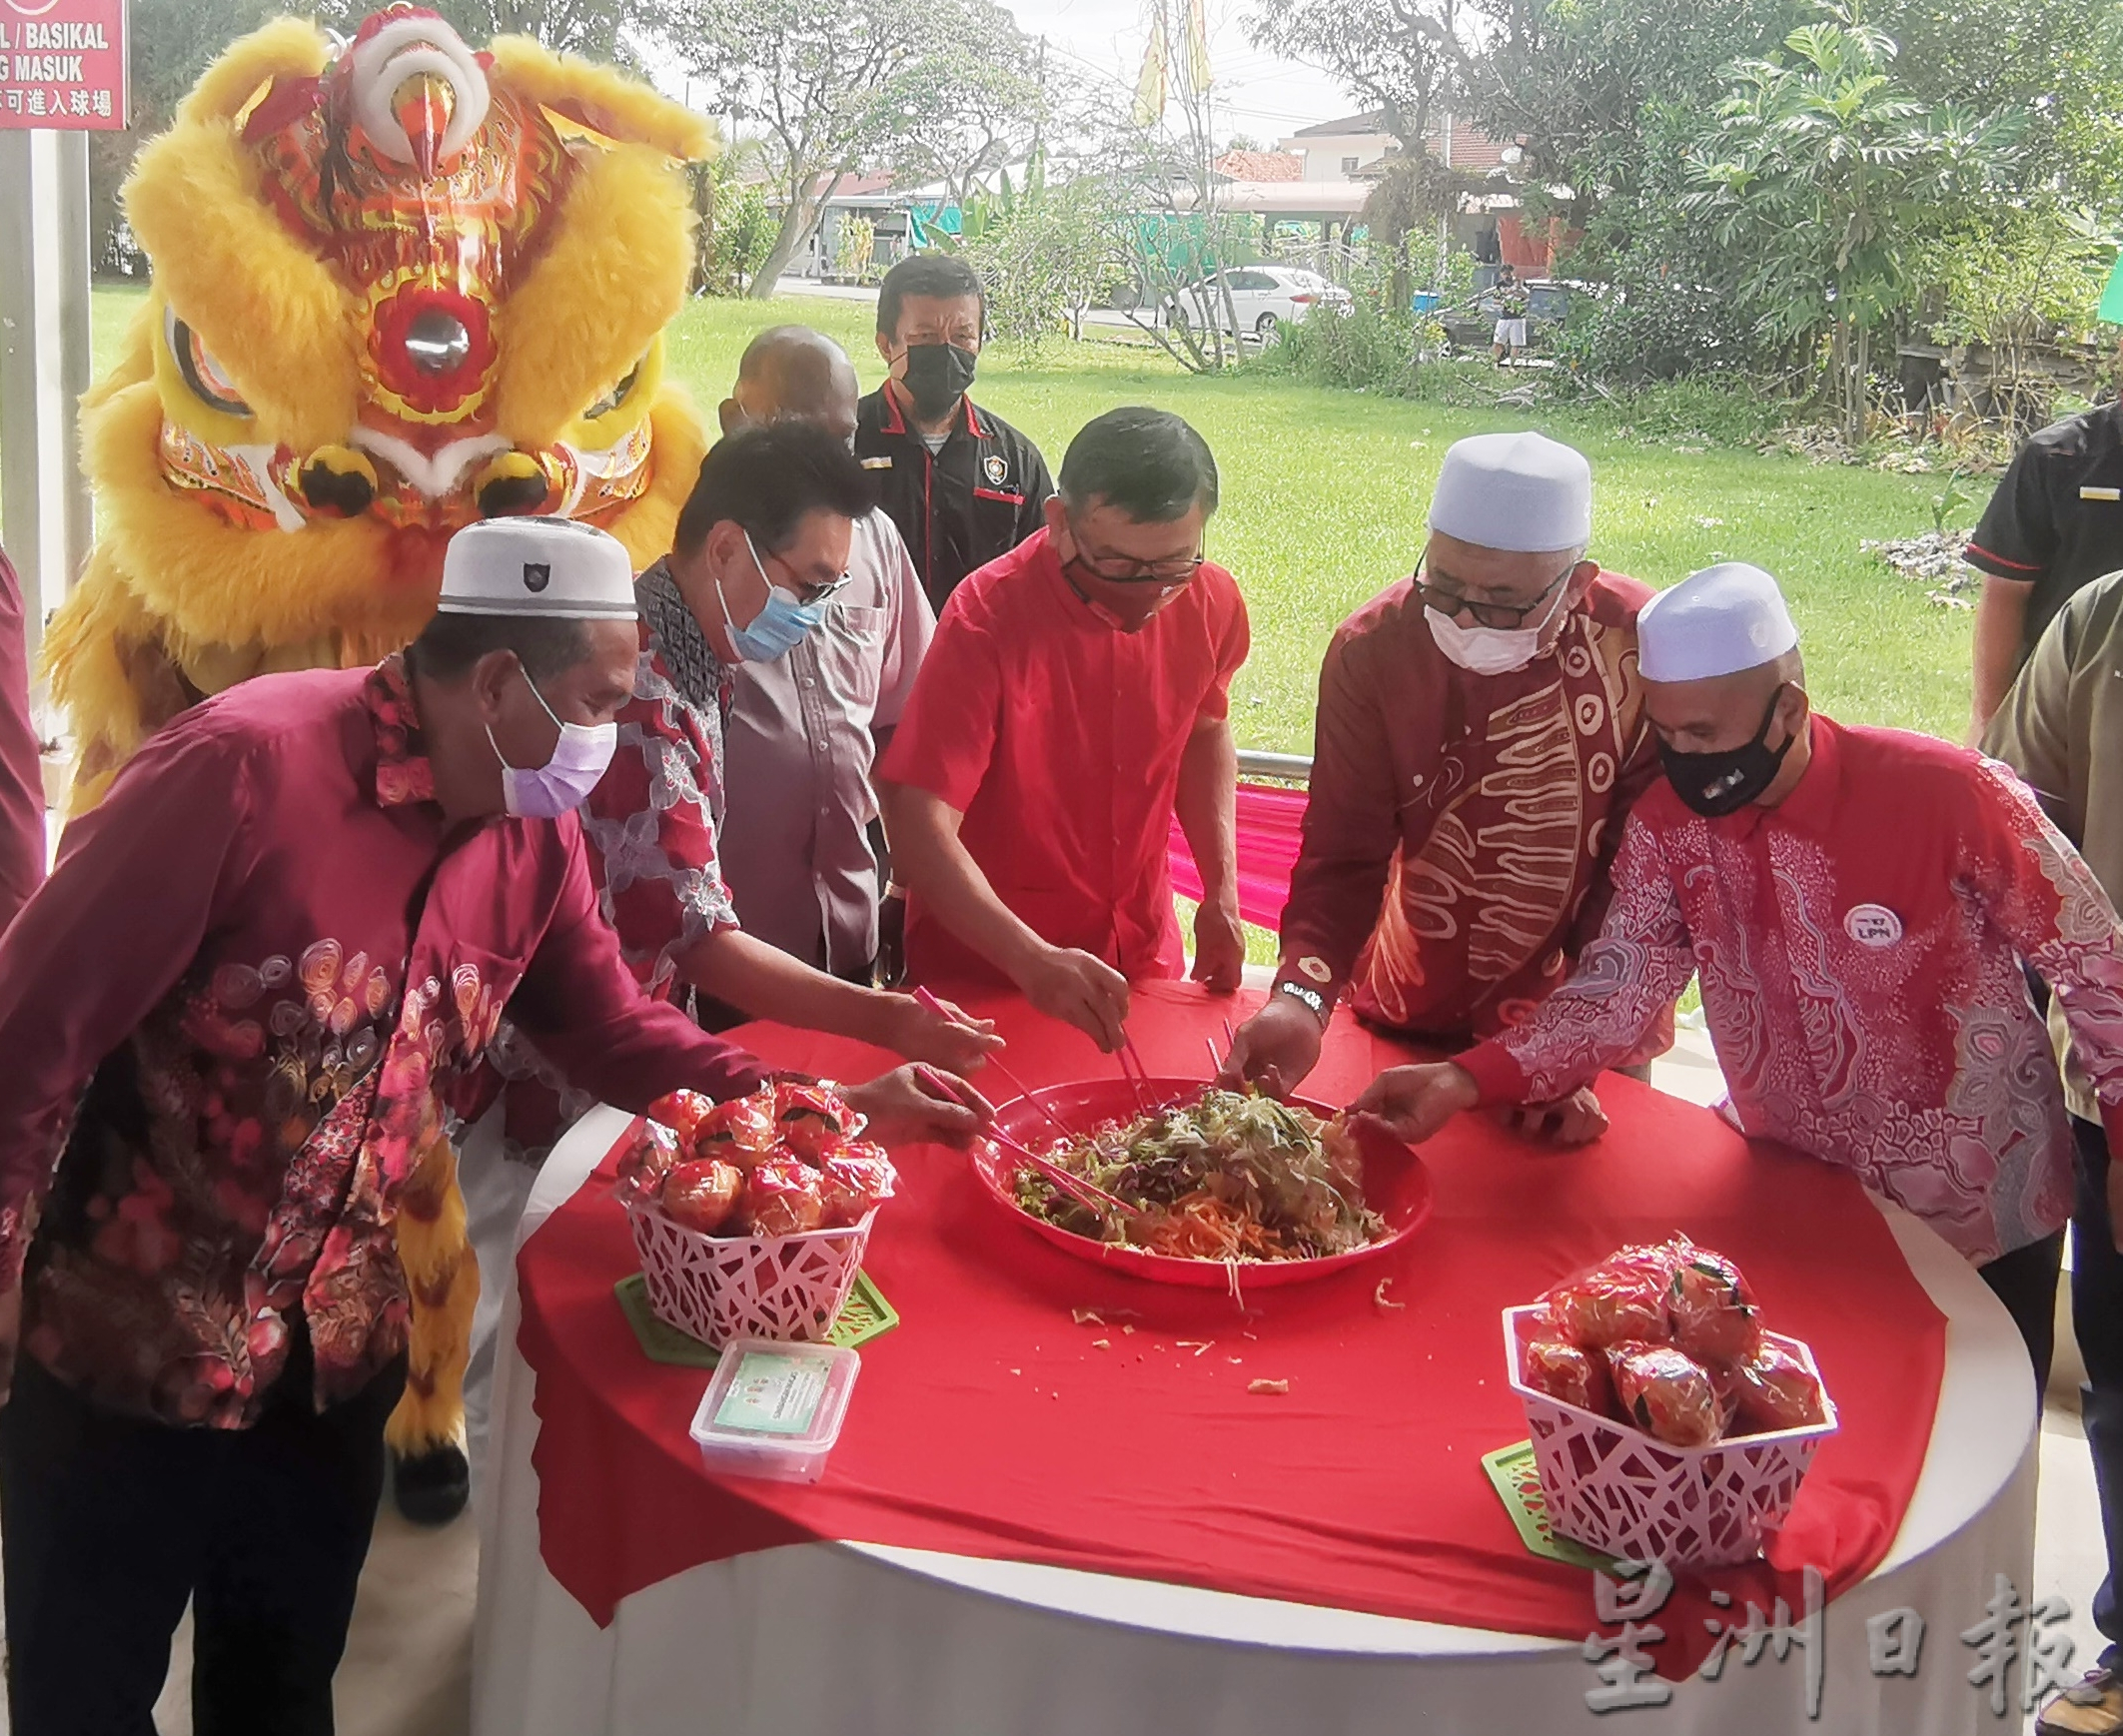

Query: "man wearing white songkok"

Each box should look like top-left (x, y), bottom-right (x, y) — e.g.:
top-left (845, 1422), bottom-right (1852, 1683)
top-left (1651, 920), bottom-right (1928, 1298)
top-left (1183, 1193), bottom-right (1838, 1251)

top-left (1348, 559), bottom-right (2123, 1378)
top-left (0, 516), bottom-right (988, 1729)
top-left (1224, 432), bottom-right (1665, 1140)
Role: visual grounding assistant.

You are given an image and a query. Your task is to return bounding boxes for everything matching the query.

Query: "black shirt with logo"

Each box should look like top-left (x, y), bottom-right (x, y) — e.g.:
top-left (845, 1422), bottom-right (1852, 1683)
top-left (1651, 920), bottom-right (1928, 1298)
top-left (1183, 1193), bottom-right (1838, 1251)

top-left (1967, 402), bottom-right (2123, 662)
top-left (855, 386), bottom-right (1054, 614)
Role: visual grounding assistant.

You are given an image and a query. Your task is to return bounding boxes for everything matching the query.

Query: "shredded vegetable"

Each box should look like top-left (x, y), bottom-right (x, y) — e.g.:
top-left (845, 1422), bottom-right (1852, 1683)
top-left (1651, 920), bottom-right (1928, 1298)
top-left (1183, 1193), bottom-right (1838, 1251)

top-left (1009, 1088), bottom-right (1385, 1262)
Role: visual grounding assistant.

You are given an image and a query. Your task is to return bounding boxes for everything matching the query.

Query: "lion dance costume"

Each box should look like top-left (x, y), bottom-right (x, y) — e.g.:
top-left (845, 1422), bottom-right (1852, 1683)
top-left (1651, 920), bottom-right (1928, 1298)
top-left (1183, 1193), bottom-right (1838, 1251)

top-left (43, 6), bottom-right (713, 1502)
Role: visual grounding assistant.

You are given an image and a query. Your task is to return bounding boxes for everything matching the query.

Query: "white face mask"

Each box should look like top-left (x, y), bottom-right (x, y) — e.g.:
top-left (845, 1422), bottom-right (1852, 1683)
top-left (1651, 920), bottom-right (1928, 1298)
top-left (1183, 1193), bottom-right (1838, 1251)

top-left (1423, 578), bottom-right (1571, 676)
top-left (487, 667), bottom-right (617, 818)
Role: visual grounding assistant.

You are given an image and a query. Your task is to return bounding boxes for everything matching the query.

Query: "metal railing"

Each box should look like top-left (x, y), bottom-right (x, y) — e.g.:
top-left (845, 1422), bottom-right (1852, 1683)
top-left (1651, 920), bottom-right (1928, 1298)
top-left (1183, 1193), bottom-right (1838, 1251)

top-left (1237, 748), bottom-right (1312, 785)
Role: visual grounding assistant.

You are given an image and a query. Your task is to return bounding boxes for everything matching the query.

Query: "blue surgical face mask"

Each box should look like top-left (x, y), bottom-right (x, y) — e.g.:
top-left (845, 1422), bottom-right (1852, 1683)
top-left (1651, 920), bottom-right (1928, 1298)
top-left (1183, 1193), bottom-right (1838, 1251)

top-left (487, 667), bottom-right (617, 819)
top-left (715, 530), bottom-right (831, 662)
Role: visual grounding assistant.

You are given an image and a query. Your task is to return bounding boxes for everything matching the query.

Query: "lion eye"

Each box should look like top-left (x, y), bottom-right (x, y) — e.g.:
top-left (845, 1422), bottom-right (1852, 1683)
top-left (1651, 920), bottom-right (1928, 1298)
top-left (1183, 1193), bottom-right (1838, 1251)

top-left (583, 358), bottom-right (643, 420)
top-left (165, 307), bottom-right (252, 417)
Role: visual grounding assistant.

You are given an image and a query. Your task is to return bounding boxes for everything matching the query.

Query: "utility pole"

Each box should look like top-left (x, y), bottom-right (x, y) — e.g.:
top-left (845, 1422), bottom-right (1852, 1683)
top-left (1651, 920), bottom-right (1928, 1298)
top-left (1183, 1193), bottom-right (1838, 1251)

top-left (0, 0), bottom-right (123, 662)
top-left (0, 128), bottom-right (95, 664)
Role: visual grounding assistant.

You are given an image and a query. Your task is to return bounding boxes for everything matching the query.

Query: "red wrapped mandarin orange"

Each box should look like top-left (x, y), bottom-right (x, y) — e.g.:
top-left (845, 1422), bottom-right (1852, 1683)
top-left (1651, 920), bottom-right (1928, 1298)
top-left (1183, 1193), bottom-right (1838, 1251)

top-left (660, 1159), bottom-right (746, 1236)
top-left (1542, 1244), bottom-right (1678, 1349)
top-left (1522, 1338), bottom-right (1612, 1416)
top-left (745, 1159), bottom-right (825, 1237)
top-left (1605, 1340), bottom-right (1722, 1447)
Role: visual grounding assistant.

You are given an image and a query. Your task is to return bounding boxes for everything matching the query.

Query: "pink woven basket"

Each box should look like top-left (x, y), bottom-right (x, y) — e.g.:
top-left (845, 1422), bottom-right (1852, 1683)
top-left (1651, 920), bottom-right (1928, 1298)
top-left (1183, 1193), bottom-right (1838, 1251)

top-left (1502, 1304), bottom-right (1839, 1566)
top-left (625, 1203), bottom-right (877, 1348)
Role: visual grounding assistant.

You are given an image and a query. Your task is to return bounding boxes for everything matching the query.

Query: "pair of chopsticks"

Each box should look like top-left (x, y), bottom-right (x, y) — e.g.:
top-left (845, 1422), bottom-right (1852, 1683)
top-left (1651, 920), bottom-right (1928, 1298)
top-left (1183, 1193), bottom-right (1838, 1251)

top-left (987, 1125), bottom-right (1134, 1222)
top-left (1115, 1034), bottom-right (1156, 1115)
top-left (1202, 1018), bottom-right (1237, 1085)
top-left (906, 984), bottom-right (1136, 1223)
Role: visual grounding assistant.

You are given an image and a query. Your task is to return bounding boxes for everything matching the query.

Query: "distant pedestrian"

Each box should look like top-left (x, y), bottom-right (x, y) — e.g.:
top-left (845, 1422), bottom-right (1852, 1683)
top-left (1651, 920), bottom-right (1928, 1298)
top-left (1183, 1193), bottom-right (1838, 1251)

top-left (1490, 263), bottom-right (1530, 365)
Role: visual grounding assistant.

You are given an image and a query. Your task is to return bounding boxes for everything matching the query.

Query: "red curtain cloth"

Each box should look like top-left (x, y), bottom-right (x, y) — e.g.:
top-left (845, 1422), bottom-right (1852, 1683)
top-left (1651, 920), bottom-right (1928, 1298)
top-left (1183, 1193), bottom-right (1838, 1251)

top-left (517, 982), bottom-right (1946, 1676)
top-left (1167, 780), bottom-right (1307, 930)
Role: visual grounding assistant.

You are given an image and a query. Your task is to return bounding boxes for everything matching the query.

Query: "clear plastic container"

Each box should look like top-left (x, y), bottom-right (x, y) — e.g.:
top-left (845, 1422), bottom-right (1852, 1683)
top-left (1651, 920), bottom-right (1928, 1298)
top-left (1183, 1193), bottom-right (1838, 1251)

top-left (689, 1338), bottom-right (862, 1483)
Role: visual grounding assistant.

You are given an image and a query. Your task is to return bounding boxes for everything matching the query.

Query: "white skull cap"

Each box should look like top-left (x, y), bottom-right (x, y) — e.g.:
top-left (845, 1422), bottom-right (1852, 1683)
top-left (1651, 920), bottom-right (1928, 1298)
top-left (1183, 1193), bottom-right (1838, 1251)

top-left (1637, 561), bottom-right (1800, 681)
top-left (437, 517), bottom-right (637, 620)
top-left (1426, 431), bottom-right (1592, 553)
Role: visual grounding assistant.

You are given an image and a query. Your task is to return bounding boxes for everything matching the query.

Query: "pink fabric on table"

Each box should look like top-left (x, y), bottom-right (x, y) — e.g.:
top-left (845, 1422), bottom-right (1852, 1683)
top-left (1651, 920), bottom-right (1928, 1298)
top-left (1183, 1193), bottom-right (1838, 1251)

top-left (1167, 780), bottom-right (1308, 931)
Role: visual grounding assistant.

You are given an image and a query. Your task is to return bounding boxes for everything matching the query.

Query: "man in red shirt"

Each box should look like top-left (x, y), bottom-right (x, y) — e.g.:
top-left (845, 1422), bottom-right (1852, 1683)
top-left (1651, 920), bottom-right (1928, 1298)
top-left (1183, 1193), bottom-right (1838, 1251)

top-left (0, 517), bottom-right (981, 1732)
top-left (1221, 433), bottom-right (1661, 1135)
top-left (1353, 561), bottom-right (2123, 1378)
top-left (879, 407), bottom-right (1249, 1049)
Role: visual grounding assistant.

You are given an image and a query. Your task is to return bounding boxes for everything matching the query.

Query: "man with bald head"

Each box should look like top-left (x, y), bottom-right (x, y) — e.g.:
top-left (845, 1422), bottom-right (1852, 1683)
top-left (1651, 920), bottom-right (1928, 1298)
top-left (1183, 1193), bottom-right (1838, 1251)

top-left (1351, 561), bottom-right (2123, 1379)
top-left (718, 325), bottom-right (936, 983)
top-left (1223, 433), bottom-right (1663, 1139)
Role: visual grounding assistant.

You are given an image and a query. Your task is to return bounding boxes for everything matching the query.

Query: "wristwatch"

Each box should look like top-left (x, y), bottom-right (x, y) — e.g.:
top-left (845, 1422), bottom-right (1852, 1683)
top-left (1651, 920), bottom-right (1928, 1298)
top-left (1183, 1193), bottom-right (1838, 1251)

top-left (1275, 979), bottom-right (1330, 1026)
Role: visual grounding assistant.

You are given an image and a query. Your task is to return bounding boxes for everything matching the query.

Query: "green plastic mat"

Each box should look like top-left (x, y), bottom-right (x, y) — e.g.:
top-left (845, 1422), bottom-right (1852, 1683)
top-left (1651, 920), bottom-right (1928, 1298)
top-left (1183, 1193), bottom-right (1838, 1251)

top-left (613, 1269), bottom-right (900, 1368)
top-left (1481, 1440), bottom-right (1621, 1573)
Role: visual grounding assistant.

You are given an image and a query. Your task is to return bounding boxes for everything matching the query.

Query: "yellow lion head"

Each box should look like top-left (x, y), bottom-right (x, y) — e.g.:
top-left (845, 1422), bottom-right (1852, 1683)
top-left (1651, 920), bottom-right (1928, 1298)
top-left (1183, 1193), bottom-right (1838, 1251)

top-left (47, 6), bottom-right (713, 800)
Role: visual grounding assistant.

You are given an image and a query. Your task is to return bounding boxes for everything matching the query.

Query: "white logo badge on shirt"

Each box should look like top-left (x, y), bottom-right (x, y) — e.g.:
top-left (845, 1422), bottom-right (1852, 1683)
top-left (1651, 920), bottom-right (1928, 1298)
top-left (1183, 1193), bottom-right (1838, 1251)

top-left (983, 453), bottom-right (1009, 486)
top-left (1844, 904), bottom-right (1902, 947)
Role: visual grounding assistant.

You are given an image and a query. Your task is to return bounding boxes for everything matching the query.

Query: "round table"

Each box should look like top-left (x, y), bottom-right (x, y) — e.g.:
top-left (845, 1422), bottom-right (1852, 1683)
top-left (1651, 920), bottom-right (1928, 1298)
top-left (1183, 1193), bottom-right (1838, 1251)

top-left (472, 986), bottom-right (2036, 1736)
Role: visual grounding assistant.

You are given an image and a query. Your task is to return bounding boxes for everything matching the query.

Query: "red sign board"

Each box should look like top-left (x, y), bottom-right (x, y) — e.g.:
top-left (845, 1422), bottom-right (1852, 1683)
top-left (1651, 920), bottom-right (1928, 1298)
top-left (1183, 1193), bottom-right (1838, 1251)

top-left (0, 0), bottom-right (127, 130)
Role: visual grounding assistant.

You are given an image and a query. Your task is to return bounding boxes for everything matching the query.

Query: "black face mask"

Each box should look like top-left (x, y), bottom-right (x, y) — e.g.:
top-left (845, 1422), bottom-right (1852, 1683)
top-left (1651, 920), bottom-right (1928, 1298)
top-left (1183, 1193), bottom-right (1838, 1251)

top-left (1658, 688), bottom-right (1795, 817)
top-left (899, 342), bottom-right (978, 419)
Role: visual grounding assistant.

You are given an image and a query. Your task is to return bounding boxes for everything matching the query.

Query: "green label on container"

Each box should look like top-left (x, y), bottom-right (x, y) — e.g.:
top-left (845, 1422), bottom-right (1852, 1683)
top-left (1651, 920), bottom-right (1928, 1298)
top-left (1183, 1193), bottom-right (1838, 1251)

top-left (713, 1350), bottom-right (830, 1436)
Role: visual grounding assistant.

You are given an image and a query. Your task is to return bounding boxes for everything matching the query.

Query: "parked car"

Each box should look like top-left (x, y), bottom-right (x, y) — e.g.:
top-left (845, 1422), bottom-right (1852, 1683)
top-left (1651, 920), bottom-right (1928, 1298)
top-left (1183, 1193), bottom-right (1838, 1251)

top-left (1164, 266), bottom-right (1354, 340)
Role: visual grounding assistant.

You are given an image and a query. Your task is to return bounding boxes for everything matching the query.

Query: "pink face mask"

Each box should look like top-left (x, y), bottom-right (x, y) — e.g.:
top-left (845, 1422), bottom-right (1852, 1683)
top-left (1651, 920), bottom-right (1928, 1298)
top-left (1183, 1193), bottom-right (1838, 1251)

top-left (487, 669), bottom-right (616, 818)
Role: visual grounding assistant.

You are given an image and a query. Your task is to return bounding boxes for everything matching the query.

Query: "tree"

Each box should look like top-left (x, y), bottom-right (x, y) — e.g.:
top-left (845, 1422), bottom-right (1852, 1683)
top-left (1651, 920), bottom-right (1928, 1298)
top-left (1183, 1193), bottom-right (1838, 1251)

top-left (682, 0), bottom-right (1042, 297)
top-left (413, 0), bottom-right (676, 65)
top-left (689, 139), bottom-right (780, 296)
top-left (1360, 152), bottom-right (1478, 311)
top-left (1913, 202), bottom-right (2118, 433)
top-left (1458, 0), bottom-right (1804, 199)
top-left (960, 172), bottom-right (1129, 346)
top-left (875, 15), bottom-right (1049, 213)
top-left (1247, 0), bottom-right (1463, 153)
top-left (1680, 3), bottom-right (2024, 439)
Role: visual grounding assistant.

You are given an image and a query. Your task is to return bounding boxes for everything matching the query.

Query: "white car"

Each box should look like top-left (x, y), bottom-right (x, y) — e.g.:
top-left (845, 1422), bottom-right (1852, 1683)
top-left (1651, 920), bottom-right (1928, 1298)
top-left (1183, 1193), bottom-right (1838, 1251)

top-left (1168, 266), bottom-right (1353, 340)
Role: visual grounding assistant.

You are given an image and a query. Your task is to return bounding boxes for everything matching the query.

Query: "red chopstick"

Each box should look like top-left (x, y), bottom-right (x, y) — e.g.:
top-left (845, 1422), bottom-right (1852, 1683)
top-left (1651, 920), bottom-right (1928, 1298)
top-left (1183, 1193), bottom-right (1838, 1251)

top-left (982, 1055), bottom-right (1076, 1139)
top-left (1116, 1035), bottom-right (1153, 1115)
top-left (989, 1128), bottom-right (1133, 1219)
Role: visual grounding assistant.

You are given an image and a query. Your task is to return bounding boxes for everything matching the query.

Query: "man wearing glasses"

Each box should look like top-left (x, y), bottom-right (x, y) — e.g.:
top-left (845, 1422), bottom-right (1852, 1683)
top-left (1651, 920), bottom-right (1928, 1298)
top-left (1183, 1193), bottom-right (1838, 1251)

top-left (713, 327), bottom-right (938, 993)
top-left (1221, 432), bottom-right (1664, 1136)
top-left (879, 408), bottom-right (1249, 1050)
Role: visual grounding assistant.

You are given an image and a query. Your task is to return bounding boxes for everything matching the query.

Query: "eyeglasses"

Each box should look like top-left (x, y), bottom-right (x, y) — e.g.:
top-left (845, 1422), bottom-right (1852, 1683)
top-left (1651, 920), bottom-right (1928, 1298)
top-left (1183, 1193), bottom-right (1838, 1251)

top-left (754, 534), bottom-right (852, 605)
top-left (1413, 559), bottom-right (1574, 629)
top-left (1066, 538), bottom-right (1206, 585)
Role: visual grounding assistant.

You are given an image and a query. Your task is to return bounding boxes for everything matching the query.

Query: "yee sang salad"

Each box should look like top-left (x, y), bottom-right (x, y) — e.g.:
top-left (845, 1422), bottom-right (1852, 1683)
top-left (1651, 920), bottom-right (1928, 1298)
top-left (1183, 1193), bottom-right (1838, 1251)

top-left (616, 1081), bottom-right (896, 1239)
top-left (1007, 1088), bottom-right (1387, 1263)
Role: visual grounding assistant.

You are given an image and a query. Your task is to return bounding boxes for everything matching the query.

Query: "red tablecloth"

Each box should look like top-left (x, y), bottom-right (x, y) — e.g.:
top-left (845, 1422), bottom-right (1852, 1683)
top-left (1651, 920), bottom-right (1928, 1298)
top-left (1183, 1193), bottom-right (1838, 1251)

top-left (516, 982), bottom-right (1946, 1674)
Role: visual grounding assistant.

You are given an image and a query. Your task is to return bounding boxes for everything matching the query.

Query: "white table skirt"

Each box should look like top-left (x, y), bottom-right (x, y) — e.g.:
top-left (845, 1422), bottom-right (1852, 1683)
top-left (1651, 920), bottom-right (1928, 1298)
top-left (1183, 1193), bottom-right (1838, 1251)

top-left (472, 1105), bottom-right (2038, 1736)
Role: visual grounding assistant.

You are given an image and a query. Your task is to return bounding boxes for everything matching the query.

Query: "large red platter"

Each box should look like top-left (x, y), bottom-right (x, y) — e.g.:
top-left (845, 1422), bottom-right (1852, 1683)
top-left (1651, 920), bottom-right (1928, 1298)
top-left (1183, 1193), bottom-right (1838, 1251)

top-left (969, 1076), bottom-right (1433, 1289)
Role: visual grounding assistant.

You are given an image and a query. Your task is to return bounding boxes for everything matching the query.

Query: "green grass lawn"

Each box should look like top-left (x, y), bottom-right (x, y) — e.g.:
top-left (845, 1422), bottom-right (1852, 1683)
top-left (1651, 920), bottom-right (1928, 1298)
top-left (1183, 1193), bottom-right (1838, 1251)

top-left (75, 283), bottom-right (1968, 746)
top-left (664, 292), bottom-right (1967, 746)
